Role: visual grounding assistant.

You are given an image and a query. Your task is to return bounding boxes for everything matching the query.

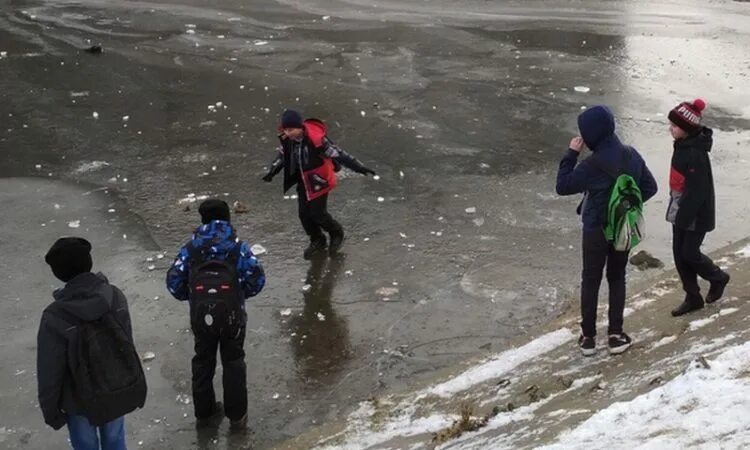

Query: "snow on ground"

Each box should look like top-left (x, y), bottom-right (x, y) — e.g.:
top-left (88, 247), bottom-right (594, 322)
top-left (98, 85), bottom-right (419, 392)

top-left (735, 245), bottom-right (750, 258)
top-left (427, 329), bottom-right (574, 397)
top-left (539, 341), bottom-right (750, 450)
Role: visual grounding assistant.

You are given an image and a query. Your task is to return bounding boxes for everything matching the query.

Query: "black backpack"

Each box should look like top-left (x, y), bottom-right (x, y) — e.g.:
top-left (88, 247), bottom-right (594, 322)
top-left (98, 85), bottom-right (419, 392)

top-left (54, 301), bottom-right (147, 426)
top-left (187, 243), bottom-right (245, 335)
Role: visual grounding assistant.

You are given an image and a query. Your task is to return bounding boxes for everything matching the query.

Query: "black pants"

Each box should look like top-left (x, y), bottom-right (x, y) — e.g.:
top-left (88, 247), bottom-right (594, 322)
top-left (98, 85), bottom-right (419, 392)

top-left (297, 185), bottom-right (343, 243)
top-left (580, 229), bottom-right (629, 337)
top-left (191, 326), bottom-right (247, 420)
top-left (672, 226), bottom-right (723, 297)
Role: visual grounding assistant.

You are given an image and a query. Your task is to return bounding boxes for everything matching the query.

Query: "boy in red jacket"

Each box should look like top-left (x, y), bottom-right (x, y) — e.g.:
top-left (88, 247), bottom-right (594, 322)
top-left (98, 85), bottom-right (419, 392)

top-left (263, 109), bottom-right (376, 259)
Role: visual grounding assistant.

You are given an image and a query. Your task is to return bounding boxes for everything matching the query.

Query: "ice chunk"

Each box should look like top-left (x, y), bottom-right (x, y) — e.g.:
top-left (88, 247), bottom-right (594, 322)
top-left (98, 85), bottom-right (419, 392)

top-left (377, 197), bottom-right (385, 202)
top-left (280, 309), bottom-right (292, 317)
top-left (185, 24), bottom-right (197, 29)
top-left (376, 287), bottom-right (399, 296)
top-left (363, 237), bottom-right (370, 242)
top-left (473, 217), bottom-right (485, 227)
top-left (574, 86), bottom-right (591, 93)
top-left (156, 253), bottom-right (164, 259)
top-left (54, 203), bottom-right (61, 209)
top-left (399, 232), bottom-right (407, 238)
top-left (122, 115), bottom-right (130, 122)
top-left (35, 164), bottom-right (42, 169)
top-left (254, 40), bottom-right (269, 46)
top-left (317, 312), bottom-right (326, 321)
top-left (141, 352), bottom-right (156, 362)
top-left (360, 111), bottom-right (366, 117)
top-left (302, 284), bottom-right (312, 292)
top-left (250, 244), bottom-right (267, 255)
top-left (186, 29), bottom-right (196, 34)
top-left (146, 257), bottom-right (155, 262)
top-left (399, 171), bottom-right (405, 178)
top-left (0, 51), bottom-right (7, 58)
top-left (68, 220), bottom-right (81, 228)
top-left (176, 394), bottom-right (191, 404)
top-left (465, 207), bottom-right (477, 214)
top-left (373, 175), bottom-right (380, 181)
top-left (272, 393), bottom-right (280, 400)
top-left (92, 111), bottom-right (99, 119)
top-left (345, 270), bottom-right (353, 276)
top-left (322, 15), bottom-right (331, 21)
top-left (147, 265), bottom-right (156, 271)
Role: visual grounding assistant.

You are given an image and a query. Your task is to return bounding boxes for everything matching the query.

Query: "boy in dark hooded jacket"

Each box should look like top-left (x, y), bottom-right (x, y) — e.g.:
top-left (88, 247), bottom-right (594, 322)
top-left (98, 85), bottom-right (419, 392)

top-left (557, 105), bottom-right (658, 356)
top-left (38, 237), bottom-right (135, 450)
top-left (263, 109), bottom-right (377, 259)
top-left (666, 99), bottom-right (730, 316)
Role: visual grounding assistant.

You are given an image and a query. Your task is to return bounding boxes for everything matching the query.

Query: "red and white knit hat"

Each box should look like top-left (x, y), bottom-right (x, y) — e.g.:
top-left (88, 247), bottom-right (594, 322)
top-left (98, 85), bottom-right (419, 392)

top-left (668, 98), bottom-right (706, 133)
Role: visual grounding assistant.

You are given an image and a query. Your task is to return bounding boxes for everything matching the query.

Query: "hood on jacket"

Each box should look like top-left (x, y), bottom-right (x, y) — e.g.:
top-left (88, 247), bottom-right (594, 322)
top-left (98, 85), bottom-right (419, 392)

top-left (191, 220), bottom-right (239, 255)
top-left (578, 105), bottom-right (618, 151)
top-left (303, 119), bottom-right (327, 147)
top-left (676, 126), bottom-right (713, 153)
top-left (53, 272), bottom-right (114, 321)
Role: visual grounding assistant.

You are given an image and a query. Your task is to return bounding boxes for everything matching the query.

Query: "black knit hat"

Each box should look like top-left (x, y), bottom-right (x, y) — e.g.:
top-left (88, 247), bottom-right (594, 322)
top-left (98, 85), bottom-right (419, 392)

top-left (198, 199), bottom-right (231, 224)
top-left (280, 109), bottom-right (304, 129)
top-left (668, 99), bottom-right (706, 133)
top-left (45, 237), bottom-right (93, 282)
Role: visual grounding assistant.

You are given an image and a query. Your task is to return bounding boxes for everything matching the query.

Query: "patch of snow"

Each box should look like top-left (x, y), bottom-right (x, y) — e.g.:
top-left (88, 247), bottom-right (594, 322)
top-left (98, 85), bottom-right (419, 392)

top-left (280, 309), bottom-right (292, 317)
top-left (540, 341), bottom-right (750, 450)
top-left (465, 207), bottom-right (477, 214)
top-left (735, 244), bottom-right (750, 258)
top-left (68, 220), bottom-right (81, 228)
top-left (75, 160), bottom-right (110, 173)
top-left (317, 312), bottom-right (326, 321)
top-left (574, 86), bottom-right (591, 93)
top-left (377, 197), bottom-right (385, 202)
top-left (250, 244), bottom-right (266, 255)
top-left (254, 40), bottom-right (269, 46)
top-left (652, 335), bottom-right (678, 349)
top-left (92, 111), bottom-right (99, 119)
top-left (427, 329), bottom-right (574, 397)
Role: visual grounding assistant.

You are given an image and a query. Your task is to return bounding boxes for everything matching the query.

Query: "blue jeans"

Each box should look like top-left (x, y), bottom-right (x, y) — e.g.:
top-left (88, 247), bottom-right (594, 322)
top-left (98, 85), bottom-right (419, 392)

top-left (67, 415), bottom-right (126, 450)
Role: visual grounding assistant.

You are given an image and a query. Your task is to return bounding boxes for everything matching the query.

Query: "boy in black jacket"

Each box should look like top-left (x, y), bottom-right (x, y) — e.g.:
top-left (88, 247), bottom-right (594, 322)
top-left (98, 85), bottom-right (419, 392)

top-left (666, 99), bottom-right (730, 316)
top-left (38, 237), bottom-right (137, 450)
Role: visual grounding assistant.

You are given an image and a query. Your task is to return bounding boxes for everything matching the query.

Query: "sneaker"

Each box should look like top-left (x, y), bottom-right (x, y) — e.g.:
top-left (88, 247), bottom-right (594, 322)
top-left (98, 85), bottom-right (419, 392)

top-left (303, 239), bottom-right (327, 260)
top-left (196, 401), bottom-right (224, 429)
top-left (671, 295), bottom-right (705, 317)
top-left (578, 335), bottom-right (596, 357)
top-left (608, 333), bottom-right (633, 355)
top-left (706, 272), bottom-right (730, 304)
top-left (229, 413), bottom-right (248, 432)
top-left (329, 230), bottom-right (345, 256)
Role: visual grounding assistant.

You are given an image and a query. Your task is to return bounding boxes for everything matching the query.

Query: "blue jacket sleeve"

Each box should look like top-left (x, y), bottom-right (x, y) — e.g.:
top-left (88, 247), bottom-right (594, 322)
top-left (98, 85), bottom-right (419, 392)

top-left (638, 158), bottom-right (658, 202)
top-left (166, 246), bottom-right (190, 301)
top-left (556, 149), bottom-right (592, 195)
top-left (237, 242), bottom-right (266, 299)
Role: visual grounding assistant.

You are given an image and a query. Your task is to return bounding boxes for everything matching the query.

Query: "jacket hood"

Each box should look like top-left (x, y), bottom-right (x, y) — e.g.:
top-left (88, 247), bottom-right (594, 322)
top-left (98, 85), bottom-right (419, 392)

top-left (303, 119), bottom-right (327, 147)
top-left (53, 272), bottom-right (113, 321)
top-left (191, 220), bottom-right (239, 255)
top-left (578, 106), bottom-right (617, 151)
top-left (676, 126), bottom-right (713, 153)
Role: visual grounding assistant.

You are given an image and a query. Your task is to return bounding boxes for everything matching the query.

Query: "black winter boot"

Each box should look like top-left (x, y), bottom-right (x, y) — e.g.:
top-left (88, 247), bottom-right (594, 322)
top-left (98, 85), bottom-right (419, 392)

top-left (329, 229), bottom-right (345, 256)
top-left (303, 238), bottom-right (327, 260)
top-left (706, 271), bottom-right (730, 304)
top-left (671, 295), bottom-right (705, 317)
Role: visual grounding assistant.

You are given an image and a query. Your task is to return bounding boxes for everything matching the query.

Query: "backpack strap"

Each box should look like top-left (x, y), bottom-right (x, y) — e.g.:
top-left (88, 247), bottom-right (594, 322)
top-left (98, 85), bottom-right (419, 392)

top-left (587, 147), bottom-right (632, 179)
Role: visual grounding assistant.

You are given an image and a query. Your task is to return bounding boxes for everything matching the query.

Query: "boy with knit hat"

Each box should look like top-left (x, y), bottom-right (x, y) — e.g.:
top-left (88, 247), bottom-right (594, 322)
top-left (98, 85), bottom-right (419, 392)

top-left (38, 237), bottom-right (142, 450)
top-left (263, 109), bottom-right (377, 259)
top-left (666, 99), bottom-right (730, 316)
top-left (166, 199), bottom-right (265, 430)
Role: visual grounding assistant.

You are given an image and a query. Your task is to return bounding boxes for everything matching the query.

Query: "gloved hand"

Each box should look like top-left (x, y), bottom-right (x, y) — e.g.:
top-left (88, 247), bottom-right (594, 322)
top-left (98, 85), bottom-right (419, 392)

top-left (360, 167), bottom-right (376, 176)
top-left (262, 173), bottom-right (274, 182)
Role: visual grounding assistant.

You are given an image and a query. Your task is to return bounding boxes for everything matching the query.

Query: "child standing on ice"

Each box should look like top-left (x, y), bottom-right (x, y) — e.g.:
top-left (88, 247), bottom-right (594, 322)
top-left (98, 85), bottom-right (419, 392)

top-left (262, 109), bottom-right (377, 259)
top-left (665, 99), bottom-right (730, 316)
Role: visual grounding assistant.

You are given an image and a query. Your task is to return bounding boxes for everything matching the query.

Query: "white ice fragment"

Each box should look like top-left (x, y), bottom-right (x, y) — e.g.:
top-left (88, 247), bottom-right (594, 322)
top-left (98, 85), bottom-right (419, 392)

top-left (302, 284), bottom-right (312, 292)
top-left (35, 164), bottom-right (42, 169)
top-left (373, 175), bottom-right (380, 181)
top-left (68, 220), bottom-right (81, 229)
top-left (473, 217), bottom-right (485, 227)
top-left (122, 115), bottom-right (130, 122)
top-left (399, 232), bottom-right (407, 238)
top-left (122, 178), bottom-right (128, 182)
top-left (345, 270), bottom-right (353, 276)
top-left (436, 231), bottom-right (443, 236)
top-left (215, 101), bottom-right (223, 108)
top-left (317, 312), bottom-right (326, 321)
top-left (147, 265), bottom-right (156, 271)
top-left (185, 24), bottom-right (197, 29)
top-left (211, 165), bottom-right (217, 171)
top-left (322, 15), bottom-right (331, 21)
top-left (250, 244), bottom-right (267, 255)
top-left (465, 207), bottom-right (477, 214)
top-left (0, 51), bottom-right (7, 58)
top-left (217, 35), bottom-right (225, 39)
top-left (156, 253), bottom-right (164, 259)
top-left (54, 203), bottom-right (61, 209)
top-left (185, 29), bottom-right (196, 35)
top-left (176, 394), bottom-right (191, 404)
top-left (360, 110), bottom-right (366, 117)
top-left (574, 86), bottom-right (591, 93)
top-left (240, 85), bottom-right (245, 90)
top-left (146, 257), bottom-right (155, 263)
top-left (123, 234), bottom-right (128, 239)
top-left (280, 309), bottom-right (292, 317)
top-left (377, 197), bottom-right (385, 202)
top-left (141, 352), bottom-right (156, 362)
top-left (363, 237), bottom-right (370, 242)
top-left (254, 40), bottom-right (269, 46)
top-left (272, 393), bottom-right (280, 400)
top-left (92, 111), bottom-right (99, 119)
top-left (399, 171), bottom-right (405, 178)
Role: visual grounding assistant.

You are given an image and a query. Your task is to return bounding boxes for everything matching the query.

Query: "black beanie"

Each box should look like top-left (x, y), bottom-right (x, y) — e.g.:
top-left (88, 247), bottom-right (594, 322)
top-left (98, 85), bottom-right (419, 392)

top-left (45, 237), bottom-right (93, 282)
top-left (198, 199), bottom-right (231, 224)
top-left (280, 109), bottom-right (304, 129)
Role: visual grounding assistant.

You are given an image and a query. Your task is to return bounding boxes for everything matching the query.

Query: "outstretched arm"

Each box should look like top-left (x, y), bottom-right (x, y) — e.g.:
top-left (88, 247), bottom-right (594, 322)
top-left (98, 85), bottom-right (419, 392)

top-left (323, 138), bottom-right (376, 176)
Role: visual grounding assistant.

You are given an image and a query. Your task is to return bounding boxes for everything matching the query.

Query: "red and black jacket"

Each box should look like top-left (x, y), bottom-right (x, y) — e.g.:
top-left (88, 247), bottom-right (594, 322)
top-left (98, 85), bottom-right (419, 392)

top-left (264, 119), bottom-right (372, 201)
top-left (666, 127), bottom-right (716, 232)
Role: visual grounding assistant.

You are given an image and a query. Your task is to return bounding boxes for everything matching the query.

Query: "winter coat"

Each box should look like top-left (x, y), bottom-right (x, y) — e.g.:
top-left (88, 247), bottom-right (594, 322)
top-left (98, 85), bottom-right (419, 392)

top-left (166, 220), bottom-right (265, 303)
top-left (36, 272), bottom-right (133, 430)
top-left (556, 105), bottom-right (658, 232)
top-left (264, 119), bottom-right (373, 201)
top-left (666, 126), bottom-right (716, 232)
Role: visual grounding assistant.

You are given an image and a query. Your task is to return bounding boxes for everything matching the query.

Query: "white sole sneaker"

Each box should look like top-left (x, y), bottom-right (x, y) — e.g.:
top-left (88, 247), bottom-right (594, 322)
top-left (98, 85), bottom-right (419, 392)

top-left (580, 347), bottom-right (597, 357)
top-left (608, 342), bottom-right (632, 355)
